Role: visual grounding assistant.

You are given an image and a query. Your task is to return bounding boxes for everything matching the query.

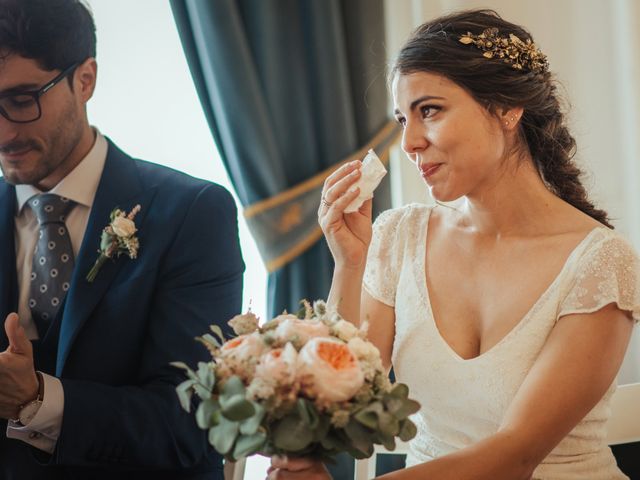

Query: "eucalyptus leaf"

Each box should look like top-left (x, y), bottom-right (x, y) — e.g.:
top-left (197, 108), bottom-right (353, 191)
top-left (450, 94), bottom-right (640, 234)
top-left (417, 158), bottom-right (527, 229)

top-left (320, 430), bottom-right (349, 452)
top-left (170, 361), bottom-right (191, 371)
top-left (221, 376), bottom-right (245, 397)
top-left (320, 434), bottom-right (336, 451)
top-left (232, 431), bottom-right (267, 459)
top-left (239, 403), bottom-right (265, 435)
top-left (398, 418), bottom-right (418, 442)
top-left (196, 362), bottom-right (215, 389)
top-left (194, 384), bottom-right (212, 401)
top-left (208, 416), bottom-right (239, 454)
top-left (176, 379), bottom-right (195, 412)
top-left (99, 230), bottom-right (112, 250)
top-left (377, 431), bottom-right (396, 451)
top-left (210, 324), bottom-right (225, 343)
top-left (344, 420), bottom-right (373, 456)
top-left (221, 394), bottom-right (255, 421)
top-left (312, 415), bottom-right (331, 442)
top-left (297, 399), bottom-right (311, 425)
top-left (389, 383), bottom-right (409, 399)
top-left (196, 399), bottom-right (218, 429)
top-left (377, 412), bottom-right (400, 437)
top-left (347, 446), bottom-right (370, 460)
top-left (296, 399), bottom-right (319, 429)
top-left (171, 362), bottom-right (198, 381)
top-left (273, 415), bottom-right (313, 452)
top-left (197, 333), bottom-right (221, 350)
top-left (354, 409), bottom-right (378, 429)
top-left (394, 399), bottom-right (421, 419)
top-left (354, 402), bottom-right (383, 429)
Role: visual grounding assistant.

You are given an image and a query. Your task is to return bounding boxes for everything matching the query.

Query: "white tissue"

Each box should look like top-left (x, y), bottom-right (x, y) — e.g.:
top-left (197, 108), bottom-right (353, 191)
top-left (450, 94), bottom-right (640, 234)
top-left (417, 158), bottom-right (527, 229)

top-left (344, 149), bottom-right (387, 213)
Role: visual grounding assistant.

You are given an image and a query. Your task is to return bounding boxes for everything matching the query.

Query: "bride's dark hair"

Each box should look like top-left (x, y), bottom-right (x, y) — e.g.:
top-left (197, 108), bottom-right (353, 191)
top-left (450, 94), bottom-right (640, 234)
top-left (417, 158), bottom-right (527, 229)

top-left (390, 9), bottom-right (612, 228)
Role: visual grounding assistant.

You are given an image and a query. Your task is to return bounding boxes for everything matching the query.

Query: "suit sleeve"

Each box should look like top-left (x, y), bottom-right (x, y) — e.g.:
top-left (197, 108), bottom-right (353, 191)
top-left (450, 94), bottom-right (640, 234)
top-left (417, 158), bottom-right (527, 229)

top-left (51, 184), bottom-right (244, 469)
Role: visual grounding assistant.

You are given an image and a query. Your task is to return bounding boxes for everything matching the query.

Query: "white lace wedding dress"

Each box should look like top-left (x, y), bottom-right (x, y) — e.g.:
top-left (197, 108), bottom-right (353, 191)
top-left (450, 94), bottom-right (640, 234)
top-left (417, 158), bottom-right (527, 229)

top-left (363, 204), bottom-right (640, 480)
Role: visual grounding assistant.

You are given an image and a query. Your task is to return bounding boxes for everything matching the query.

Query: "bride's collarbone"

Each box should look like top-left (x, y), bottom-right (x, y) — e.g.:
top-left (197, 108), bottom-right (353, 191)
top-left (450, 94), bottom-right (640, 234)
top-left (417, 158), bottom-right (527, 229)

top-left (425, 233), bottom-right (591, 358)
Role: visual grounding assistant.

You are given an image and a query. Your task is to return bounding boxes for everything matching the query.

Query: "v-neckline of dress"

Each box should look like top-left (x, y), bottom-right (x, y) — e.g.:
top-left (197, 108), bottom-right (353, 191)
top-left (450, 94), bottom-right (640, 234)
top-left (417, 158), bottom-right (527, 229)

top-left (416, 206), bottom-right (605, 362)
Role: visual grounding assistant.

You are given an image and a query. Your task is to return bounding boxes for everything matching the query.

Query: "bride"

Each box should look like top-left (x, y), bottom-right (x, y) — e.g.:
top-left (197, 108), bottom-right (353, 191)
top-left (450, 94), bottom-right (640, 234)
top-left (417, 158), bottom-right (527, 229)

top-left (268, 9), bottom-right (639, 480)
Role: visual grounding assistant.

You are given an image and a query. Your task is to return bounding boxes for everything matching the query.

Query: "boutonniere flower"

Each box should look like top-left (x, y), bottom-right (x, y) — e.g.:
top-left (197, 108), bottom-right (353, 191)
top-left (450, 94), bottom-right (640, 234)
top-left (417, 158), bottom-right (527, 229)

top-left (86, 205), bottom-right (141, 283)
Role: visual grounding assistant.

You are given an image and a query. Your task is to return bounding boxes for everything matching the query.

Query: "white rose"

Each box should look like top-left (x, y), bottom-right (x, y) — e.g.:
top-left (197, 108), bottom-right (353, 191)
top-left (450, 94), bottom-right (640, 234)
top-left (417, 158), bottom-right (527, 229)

top-left (347, 337), bottom-right (382, 364)
top-left (255, 342), bottom-right (298, 386)
top-left (274, 318), bottom-right (330, 347)
top-left (111, 216), bottom-right (137, 237)
top-left (297, 337), bottom-right (364, 402)
top-left (348, 337), bottom-right (383, 381)
top-left (332, 319), bottom-right (360, 342)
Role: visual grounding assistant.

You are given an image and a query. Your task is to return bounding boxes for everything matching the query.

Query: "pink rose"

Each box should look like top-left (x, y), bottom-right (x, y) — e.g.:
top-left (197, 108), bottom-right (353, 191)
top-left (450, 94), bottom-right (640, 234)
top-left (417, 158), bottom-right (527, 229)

top-left (297, 338), bottom-right (364, 402)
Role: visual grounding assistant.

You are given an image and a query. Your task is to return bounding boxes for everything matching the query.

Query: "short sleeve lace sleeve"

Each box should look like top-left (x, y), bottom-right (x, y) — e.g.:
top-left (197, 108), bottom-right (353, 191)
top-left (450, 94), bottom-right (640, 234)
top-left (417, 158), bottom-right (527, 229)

top-left (362, 207), bottom-right (409, 307)
top-left (558, 230), bottom-right (640, 323)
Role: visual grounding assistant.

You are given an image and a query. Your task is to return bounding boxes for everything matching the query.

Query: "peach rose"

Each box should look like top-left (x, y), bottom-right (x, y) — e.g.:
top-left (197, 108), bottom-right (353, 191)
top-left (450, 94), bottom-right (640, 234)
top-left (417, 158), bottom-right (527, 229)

top-left (274, 317), bottom-right (330, 347)
top-left (219, 332), bottom-right (267, 378)
top-left (255, 342), bottom-right (298, 386)
top-left (297, 338), bottom-right (364, 402)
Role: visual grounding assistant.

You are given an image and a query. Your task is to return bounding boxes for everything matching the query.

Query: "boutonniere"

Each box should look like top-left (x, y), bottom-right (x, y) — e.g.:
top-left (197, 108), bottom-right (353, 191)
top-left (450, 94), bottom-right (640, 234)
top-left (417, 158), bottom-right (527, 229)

top-left (86, 205), bottom-right (142, 283)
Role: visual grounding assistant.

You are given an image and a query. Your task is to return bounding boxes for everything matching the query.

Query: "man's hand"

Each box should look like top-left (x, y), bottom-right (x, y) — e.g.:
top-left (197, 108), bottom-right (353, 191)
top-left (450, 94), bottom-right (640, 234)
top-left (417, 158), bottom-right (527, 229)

top-left (0, 313), bottom-right (39, 419)
top-left (267, 456), bottom-right (332, 480)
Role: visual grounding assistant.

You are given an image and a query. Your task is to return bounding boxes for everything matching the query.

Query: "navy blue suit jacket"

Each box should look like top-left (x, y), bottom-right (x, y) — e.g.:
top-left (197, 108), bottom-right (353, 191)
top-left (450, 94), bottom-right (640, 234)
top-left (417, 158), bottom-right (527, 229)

top-left (0, 140), bottom-right (244, 479)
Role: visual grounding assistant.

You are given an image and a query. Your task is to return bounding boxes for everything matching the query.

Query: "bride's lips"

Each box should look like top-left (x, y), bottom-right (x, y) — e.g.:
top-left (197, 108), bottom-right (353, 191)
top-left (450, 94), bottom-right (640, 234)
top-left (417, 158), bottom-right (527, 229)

top-left (420, 163), bottom-right (443, 178)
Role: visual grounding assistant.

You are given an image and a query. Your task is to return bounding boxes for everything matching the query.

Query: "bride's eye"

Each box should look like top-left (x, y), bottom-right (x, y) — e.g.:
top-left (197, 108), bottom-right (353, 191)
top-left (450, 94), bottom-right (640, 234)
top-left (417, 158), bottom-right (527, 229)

top-left (420, 105), bottom-right (441, 119)
top-left (395, 115), bottom-right (407, 127)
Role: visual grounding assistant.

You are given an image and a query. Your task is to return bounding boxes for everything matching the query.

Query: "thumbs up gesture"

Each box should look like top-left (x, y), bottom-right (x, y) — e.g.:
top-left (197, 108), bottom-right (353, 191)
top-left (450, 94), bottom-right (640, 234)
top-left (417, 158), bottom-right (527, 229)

top-left (0, 313), bottom-right (39, 420)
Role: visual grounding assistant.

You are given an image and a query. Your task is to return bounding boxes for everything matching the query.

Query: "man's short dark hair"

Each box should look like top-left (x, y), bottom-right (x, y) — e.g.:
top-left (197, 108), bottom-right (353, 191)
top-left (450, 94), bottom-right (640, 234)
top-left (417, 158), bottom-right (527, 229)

top-left (0, 0), bottom-right (96, 71)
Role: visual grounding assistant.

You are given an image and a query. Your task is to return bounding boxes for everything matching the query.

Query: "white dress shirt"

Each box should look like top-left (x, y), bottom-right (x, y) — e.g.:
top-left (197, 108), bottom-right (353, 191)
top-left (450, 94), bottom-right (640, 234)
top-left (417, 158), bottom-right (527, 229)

top-left (6, 130), bottom-right (107, 453)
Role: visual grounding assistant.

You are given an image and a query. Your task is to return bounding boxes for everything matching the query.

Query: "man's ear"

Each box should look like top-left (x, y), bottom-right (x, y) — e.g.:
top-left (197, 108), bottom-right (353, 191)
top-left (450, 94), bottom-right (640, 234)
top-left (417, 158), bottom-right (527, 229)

top-left (73, 57), bottom-right (98, 103)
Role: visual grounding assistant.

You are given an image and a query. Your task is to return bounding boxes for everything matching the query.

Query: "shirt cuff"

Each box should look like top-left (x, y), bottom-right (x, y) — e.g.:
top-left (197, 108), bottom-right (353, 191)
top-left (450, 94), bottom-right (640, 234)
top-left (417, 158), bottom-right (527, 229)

top-left (6, 373), bottom-right (64, 453)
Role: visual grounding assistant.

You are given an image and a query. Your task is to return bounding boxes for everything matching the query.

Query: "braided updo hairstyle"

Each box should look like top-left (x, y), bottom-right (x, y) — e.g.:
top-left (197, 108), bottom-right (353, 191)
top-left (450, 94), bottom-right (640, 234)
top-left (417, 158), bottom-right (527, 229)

top-left (390, 9), bottom-right (612, 228)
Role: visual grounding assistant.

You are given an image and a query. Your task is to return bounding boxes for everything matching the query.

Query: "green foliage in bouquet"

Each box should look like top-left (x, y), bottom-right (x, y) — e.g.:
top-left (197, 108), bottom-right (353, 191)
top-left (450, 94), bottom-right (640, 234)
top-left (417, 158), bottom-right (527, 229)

top-left (172, 301), bottom-right (420, 462)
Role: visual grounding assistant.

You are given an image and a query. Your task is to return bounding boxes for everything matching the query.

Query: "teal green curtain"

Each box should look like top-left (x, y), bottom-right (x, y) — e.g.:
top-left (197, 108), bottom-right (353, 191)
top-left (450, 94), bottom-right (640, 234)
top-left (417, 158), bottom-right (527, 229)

top-left (170, 2), bottom-right (395, 476)
top-left (169, 0), bottom-right (391, 318)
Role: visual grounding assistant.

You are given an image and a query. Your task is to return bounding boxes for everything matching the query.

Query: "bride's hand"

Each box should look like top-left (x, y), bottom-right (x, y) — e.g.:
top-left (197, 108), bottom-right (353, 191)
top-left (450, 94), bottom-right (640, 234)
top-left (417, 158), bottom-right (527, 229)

top-left (267, 455), bottom-right (331, 479)
top-left (318, 160), bottom-right (373, 270)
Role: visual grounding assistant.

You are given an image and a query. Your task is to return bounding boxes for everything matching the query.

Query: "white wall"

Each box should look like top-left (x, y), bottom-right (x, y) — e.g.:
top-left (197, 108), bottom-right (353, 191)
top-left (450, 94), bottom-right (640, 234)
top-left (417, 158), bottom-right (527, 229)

top-left (385, 0), bottom-right (640, 383)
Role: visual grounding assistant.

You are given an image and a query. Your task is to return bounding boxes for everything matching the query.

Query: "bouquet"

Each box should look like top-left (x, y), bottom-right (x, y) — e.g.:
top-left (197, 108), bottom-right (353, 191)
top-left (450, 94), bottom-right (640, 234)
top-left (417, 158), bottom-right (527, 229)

top-left (172, 300), bottom-right (420, 462)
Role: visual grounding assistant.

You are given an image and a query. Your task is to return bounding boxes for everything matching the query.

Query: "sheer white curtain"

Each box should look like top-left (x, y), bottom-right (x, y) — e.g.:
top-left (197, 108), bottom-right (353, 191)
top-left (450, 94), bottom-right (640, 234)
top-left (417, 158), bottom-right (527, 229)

top-left (385, 0), bottom-right (640, 384)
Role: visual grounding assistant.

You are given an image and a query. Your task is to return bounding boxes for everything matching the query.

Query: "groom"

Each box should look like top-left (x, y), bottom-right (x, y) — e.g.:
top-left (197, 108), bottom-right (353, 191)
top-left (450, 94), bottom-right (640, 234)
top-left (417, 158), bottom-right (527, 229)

top-left (0, 0), bottom-right (244, 479)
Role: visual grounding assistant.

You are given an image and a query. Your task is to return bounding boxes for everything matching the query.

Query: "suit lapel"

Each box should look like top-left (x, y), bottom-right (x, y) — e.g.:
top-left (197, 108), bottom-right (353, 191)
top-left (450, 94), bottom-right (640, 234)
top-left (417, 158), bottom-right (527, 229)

top-left (56, 141), bottom-right (157, 374)
top-left (0, 182), bottom-right (18, 350)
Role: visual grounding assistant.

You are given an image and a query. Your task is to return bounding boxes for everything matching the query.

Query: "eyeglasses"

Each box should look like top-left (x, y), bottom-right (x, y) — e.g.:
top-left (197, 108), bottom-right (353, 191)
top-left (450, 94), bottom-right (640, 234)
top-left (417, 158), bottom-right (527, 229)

top-left (0, 63), bottom-right (79, 124)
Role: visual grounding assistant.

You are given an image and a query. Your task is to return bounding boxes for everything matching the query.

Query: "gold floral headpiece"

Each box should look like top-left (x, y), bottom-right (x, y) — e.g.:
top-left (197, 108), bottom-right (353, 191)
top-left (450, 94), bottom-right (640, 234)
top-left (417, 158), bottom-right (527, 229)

top-left (459, 28), bottom-right (548, 73)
